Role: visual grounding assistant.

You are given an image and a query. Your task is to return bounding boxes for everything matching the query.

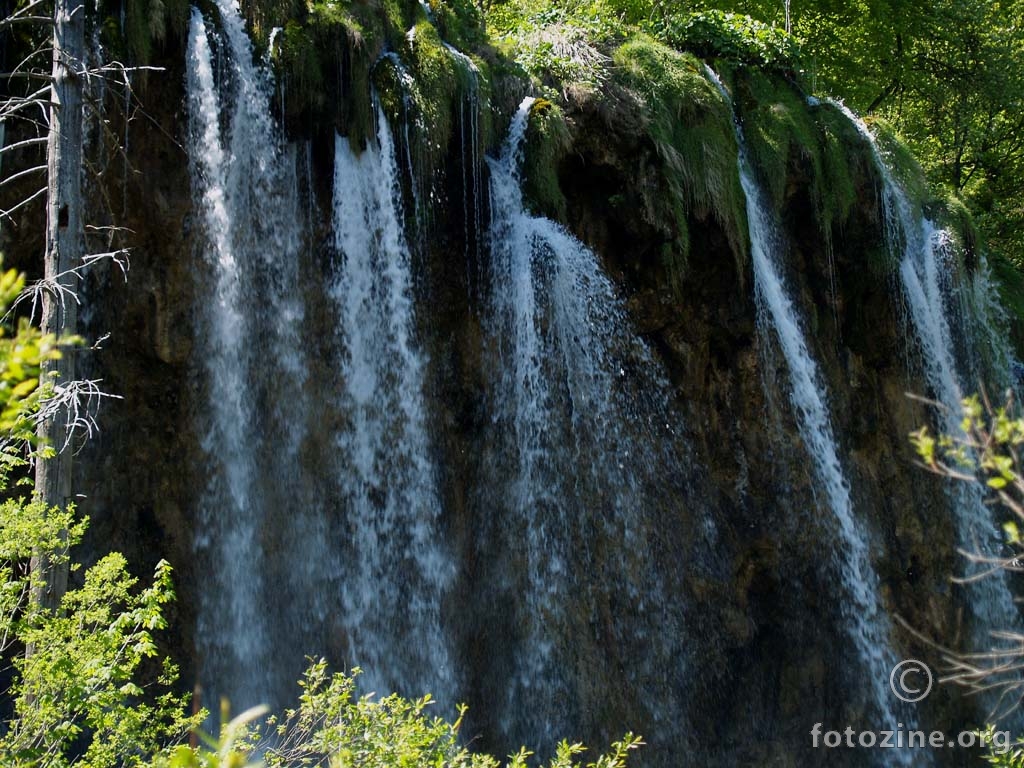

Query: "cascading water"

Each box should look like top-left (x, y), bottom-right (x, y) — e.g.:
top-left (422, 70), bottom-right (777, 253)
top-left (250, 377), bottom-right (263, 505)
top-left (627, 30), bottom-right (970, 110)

top-left (186, 0), bottom-right (315, 712)
top-left (329, 102), bottom-right (455, 705)
top-left (186, 8), bottom-right (268, 709)
top-left (817, 98), bottom-right (1023, 675)
top-left (188, 0), bottom-right (460, 711)
top-left (443, 42), bottom-right (484, 285)
top-left (706, 69), bottom-right (912, 753)
top-left (484, 96), bottom-right (691, 749)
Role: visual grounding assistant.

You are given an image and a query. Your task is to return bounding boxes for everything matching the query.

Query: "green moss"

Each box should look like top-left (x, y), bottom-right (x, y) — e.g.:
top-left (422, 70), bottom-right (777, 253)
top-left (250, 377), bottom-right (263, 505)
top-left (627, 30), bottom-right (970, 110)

top-left (738, 70), bottom-right (816, 209)
top-left (243, 0), bottom-right (304, 46)
top-left (469, 55), bottom-right (501, 155)
top-left (869, 117), bottom-right (929, 208)
top-left (102, 0), bottom-right (189, 70)
top-left (736, 70), bottom-right (864, 246)
top-left (926, 193), bottom-right (981, 268)
top-left (265, 0), bottom-right (434, 141)
top-left (370, 18), bottom-right (493, 212)
top-left (244, 0), bottom-right (415, 48)
top-left (398, 22), bottom-right (460, 168)
top-left (813, 103), bottom-right (862, 230)
top-left (613, 36), bottom-right (747, 286)
top-left (428, 0), bottom-right (486, 50)
top-left (522, 99), bottom-right (571, 219)
top-left (269, 5), bottom-right (374, 139)
top-left (277, 21), bottom-right (324, 111)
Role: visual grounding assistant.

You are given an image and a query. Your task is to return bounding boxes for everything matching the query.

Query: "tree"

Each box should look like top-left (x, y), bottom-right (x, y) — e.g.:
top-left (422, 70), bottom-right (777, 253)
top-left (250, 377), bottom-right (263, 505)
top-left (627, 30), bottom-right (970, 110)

top-left (0, 253), bottom-right (196, 766)
top-left (27, 0), bottom-right (86, 614)
top-left (911, 391), bottom-right (1024, 760)
top-left (2, 0), bottom-right (134, 613)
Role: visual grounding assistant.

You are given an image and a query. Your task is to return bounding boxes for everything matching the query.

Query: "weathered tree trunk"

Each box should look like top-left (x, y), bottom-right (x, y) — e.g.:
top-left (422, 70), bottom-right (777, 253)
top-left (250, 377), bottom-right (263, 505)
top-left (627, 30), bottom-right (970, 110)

top-left (30, 0), bottom-right (85, 612)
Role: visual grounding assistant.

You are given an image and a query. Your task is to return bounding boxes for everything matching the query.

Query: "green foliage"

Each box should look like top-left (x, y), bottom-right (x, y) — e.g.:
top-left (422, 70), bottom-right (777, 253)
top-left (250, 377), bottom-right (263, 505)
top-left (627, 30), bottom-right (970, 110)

top-left (979, 725), bottom-right (1023, 766)
top-left (0, 256), bottom-right (196, 767)
top-left (429, 0), bottom-right (486, 50)
top-left (912, 394), bottom-right (1024, 491)
top-left (495, 20), bottom-right (610, 91)
top-left (654, 10), bottom-right (801, 70)
top-left (0, 452), bottom-right (196, 766)
top-left (157, 707), bottom-right (267, 768)
top-left (522, 99), bottom-right (571, 219)
top-left (613, 37), bottom-right (747, 288)
top-left (484, 2), bottom-right (626, 89)
top-left (1, 553), bottom-right (197, 767)
top-left (164, 660), bottom-right (644, 768)
top-left (910, 400), bottom-right (1024, 764)
top-left (0, 277), bottom-right (59, 449)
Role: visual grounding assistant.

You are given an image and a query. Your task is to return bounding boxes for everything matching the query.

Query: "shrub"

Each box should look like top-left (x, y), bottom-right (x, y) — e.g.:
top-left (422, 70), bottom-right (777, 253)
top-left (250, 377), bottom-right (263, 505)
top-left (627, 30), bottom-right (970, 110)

top-left (164, 660), bottom-right (644, 768)
top-left (655, 10), bottom-right (801, 71)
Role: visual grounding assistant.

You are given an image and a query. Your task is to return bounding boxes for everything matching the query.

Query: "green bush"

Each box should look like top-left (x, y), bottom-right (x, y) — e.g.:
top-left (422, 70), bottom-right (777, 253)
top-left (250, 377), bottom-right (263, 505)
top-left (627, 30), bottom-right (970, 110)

top-left (429, 0), bottom-right (486, 50)
top-left (163, 660), bottom-right (644, 768)
top-left (655, 10), bottom-right (801, 70)
top-left (1, 549), bottom-right (198, 767)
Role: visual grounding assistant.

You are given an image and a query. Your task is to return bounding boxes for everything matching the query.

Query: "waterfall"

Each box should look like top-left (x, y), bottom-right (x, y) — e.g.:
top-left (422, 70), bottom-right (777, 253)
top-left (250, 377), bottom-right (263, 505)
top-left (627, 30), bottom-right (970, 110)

top-left (186, 6), bottom-right (268, 711)
top-left (329, 106), bottom-right (455, 705)
top-left (706, 69), bottom-right (911, 750)
top-left (443, 42), bottom-right (484, 289)
top-left (485, 96), bottom-right (690, 748)
top-left (186, 0), bottom-right (313, 712)
top-left (817, 99), bottom-right (1023, 674)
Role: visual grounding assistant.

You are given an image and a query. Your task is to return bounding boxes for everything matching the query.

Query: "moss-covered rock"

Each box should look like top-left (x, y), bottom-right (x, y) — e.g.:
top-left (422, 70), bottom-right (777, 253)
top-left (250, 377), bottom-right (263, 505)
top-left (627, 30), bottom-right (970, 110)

top-left (927, 193), bottom-right (980, 268)
top-left (612, 36), bottom-right (747, 292)
top-left (427, 0), bottom-right (486, 50)
top-left (734, 69), bottom-right (863, 246)
top-left (988, 253), bottom-right (1024, 353)
top-left (870, 116), bottom-right (930, 207)
top-left (521, 99), bottom-right (571, 220)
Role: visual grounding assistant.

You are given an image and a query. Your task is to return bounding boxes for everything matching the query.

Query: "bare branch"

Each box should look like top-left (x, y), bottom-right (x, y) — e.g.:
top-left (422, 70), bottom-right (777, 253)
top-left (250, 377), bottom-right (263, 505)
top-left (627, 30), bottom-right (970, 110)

top-left (0, 164), bottom-right (46, 189)
top-left (0, 136), bottom-right (48, 154)
top-left (0, 185), bottom-right (46, 222)
top-left (35, 378), bottom-right (123, 454)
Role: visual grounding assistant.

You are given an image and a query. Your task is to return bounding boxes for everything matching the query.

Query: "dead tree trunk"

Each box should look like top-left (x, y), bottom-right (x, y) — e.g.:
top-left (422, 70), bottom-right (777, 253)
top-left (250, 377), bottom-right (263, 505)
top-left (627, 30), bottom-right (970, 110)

top-left (30, 0), bottom-right (84, 612)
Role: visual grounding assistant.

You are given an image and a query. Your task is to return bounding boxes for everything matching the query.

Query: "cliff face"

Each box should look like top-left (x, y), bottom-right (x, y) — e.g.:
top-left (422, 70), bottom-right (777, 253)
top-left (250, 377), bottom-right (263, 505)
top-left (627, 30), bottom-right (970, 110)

top-left (552, 73), bottom-right (966, 761)
top-left (11, 2), bottom-right (1015, 766)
